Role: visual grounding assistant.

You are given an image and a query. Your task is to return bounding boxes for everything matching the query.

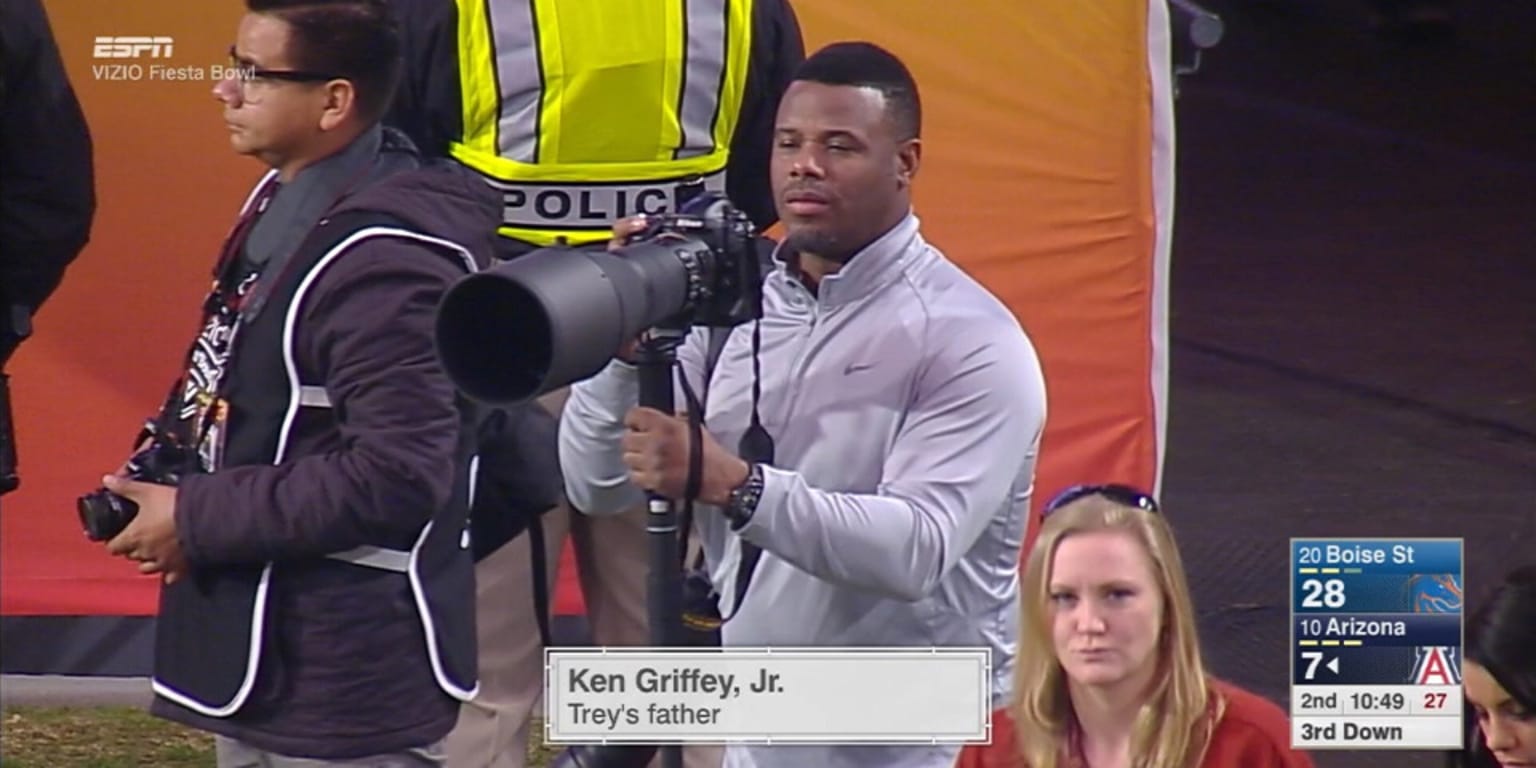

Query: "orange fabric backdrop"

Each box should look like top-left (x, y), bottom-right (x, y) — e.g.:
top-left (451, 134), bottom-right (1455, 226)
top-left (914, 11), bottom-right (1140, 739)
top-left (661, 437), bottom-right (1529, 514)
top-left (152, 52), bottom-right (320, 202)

top-left (2, 0), bottom-right (1166, 668)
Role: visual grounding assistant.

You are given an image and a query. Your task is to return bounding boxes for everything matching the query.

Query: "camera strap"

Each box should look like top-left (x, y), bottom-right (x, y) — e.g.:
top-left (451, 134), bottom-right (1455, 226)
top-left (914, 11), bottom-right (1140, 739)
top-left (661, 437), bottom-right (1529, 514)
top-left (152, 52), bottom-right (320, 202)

top-left (677, 322), bottom-right (769, 624)
top-left (149, 178), bottom-right (283, 456)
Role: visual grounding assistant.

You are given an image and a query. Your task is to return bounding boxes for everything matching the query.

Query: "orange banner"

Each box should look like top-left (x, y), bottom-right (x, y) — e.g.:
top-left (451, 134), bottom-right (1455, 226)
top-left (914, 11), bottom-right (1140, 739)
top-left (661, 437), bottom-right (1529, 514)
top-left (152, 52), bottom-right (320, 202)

top-left (3, 0), bottom-right (1170, 657)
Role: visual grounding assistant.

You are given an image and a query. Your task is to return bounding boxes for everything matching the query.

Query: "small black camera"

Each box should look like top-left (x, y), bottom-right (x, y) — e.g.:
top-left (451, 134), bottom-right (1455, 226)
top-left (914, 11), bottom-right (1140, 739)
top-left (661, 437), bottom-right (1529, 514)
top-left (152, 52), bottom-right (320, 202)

top-left (77, 425), bottom-right (198, 541)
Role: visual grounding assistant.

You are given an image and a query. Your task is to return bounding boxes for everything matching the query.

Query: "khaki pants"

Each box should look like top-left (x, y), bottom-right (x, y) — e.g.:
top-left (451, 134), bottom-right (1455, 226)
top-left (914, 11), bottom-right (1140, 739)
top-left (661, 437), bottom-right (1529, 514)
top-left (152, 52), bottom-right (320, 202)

top-left (444, 390), bottom-right (722, 768)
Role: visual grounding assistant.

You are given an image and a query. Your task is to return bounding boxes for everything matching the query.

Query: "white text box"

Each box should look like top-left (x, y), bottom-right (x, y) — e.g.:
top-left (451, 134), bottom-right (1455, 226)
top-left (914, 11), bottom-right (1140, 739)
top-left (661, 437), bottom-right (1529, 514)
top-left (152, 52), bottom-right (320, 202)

top-left (544, 648), bottom-right (991, 744)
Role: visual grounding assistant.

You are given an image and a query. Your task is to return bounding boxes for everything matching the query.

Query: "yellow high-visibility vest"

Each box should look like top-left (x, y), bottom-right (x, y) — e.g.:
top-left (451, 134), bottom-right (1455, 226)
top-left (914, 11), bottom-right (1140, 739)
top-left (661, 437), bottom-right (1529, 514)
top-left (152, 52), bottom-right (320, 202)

top-left (452, 0), bottom-right (754, 246)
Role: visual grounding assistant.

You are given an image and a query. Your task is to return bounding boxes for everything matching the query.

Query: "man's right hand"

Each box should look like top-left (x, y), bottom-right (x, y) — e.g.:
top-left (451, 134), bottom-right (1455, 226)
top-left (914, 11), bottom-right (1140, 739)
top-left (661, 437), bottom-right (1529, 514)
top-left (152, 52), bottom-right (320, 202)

top-left (608, 214), bottom-right (650, 253)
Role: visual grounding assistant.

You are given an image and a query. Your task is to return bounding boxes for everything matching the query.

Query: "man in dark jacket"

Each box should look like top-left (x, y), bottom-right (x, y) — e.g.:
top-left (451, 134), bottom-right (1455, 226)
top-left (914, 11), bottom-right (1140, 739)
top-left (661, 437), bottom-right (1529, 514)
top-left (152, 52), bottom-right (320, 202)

top-left (381, 3), bottom-right (804, 766)
top-left (0, 0), bottom-right (97, 495)
top-left (0, 0), bottom-right (95, 340)
top-left (97, 0), bottom-right (497, 762)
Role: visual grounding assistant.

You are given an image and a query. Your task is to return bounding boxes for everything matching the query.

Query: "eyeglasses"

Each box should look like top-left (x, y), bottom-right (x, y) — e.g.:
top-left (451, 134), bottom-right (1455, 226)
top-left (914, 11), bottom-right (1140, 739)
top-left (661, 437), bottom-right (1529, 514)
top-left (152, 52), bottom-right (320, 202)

top-left (225, 45), bottom-right (342, 103)
top-left (1042, 484), bottom-right (1161, 517)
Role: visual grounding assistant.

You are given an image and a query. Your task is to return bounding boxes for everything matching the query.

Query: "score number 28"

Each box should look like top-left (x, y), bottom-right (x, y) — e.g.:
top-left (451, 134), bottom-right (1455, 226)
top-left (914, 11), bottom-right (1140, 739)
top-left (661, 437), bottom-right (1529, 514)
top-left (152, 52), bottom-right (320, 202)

top-left (1300, 578), bottom-right (1346, 609)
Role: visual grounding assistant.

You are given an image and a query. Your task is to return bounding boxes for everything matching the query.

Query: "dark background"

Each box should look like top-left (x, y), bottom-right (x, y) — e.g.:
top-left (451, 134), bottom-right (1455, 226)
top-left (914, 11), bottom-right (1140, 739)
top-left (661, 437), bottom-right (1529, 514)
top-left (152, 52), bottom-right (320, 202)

top-left (1164, 0), bottom-right (1536, 765)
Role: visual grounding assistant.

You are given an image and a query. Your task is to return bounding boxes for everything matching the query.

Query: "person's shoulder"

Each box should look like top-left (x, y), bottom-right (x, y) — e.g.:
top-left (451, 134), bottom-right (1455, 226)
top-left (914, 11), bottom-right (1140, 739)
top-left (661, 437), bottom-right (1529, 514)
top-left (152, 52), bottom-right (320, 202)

top-left (303, 207), bottom-right (475, 297)
top-left (1216, 680), bottom-right (1289, 728)
top-left (752, 0), bottom-right (796, 29)
top-left (388, 0), bottom-right (456, 29)
top-left (1205, 679), bottom-right (1313, 767)
top-left (1, 0), bottom-right (49, 89)
top-left (0, 0), bottom-right (44, 38)
top-left (907, 239), bottom-right (1034, 345)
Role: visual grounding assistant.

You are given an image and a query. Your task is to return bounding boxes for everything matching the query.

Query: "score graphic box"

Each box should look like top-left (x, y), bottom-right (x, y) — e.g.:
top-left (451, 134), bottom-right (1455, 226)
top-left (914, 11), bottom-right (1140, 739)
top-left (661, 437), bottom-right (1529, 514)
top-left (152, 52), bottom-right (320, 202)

top-left (1289, 538), bottom-right (1464, 750)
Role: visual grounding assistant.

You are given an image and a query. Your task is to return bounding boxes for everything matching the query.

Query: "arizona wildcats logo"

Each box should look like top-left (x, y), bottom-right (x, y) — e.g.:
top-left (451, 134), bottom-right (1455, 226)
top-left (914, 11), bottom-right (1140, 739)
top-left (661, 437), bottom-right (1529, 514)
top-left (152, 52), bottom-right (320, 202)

top-left (1411, 646), bottom-right (1460, 685)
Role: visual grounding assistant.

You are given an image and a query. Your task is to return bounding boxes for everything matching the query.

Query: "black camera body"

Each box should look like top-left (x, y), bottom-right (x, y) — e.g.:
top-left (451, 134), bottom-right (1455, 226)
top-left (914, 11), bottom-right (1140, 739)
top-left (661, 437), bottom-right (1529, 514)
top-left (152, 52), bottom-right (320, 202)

top-left (627, 193), bottom-right (762, 331)
top-left (78, 425), bottom-right (198, 541)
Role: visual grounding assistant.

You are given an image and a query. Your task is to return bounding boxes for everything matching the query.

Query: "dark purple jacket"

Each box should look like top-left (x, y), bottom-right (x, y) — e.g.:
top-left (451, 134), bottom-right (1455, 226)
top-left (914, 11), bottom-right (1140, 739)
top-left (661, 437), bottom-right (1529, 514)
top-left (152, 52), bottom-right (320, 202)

top-left (152, 139), bottom-right (498, 757)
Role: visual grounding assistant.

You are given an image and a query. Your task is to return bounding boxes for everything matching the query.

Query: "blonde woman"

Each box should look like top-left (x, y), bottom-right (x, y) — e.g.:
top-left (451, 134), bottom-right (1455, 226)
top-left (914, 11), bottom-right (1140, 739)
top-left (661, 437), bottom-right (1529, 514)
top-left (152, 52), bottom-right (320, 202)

top-left (1004, 485), bottom-right (1313, 768)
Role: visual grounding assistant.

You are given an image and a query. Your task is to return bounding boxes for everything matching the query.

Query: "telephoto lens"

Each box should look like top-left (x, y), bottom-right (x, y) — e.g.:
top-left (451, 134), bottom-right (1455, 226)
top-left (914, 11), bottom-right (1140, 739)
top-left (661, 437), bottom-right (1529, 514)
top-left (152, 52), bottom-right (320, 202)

top-left (434, 193), bottom-right (761, 405)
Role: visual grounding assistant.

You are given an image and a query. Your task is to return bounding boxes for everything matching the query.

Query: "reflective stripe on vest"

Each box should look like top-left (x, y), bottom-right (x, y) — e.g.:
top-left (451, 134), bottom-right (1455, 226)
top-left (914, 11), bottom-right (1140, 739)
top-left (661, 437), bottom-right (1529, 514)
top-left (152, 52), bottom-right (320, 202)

top-left (452, 0), bottom-right (752, 246)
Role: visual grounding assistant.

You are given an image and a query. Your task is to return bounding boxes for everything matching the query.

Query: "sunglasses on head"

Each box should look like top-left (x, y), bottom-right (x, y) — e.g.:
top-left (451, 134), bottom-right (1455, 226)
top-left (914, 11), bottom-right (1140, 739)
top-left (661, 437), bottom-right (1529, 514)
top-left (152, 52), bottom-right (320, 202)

top-left (1043, 484), bottom-right (1160, 517)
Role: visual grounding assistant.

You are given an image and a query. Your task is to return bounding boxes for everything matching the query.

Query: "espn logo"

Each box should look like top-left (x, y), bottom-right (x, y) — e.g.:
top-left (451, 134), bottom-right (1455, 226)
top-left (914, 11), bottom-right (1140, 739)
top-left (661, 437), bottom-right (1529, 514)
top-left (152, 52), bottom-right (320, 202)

top-left (93, 36), bottom-right (174, 59)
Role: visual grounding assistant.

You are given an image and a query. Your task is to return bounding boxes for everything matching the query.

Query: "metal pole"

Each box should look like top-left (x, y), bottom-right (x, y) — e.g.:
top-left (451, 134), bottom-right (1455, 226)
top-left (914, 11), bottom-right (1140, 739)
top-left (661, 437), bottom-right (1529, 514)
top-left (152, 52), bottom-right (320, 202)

top-left (634, 330), bottom-right (685, 768)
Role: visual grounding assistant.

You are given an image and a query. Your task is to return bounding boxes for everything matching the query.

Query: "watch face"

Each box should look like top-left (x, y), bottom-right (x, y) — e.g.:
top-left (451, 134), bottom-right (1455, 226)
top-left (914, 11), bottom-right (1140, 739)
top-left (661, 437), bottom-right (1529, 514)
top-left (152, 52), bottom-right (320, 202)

top-left (725, 465), bottom-right (763, 526)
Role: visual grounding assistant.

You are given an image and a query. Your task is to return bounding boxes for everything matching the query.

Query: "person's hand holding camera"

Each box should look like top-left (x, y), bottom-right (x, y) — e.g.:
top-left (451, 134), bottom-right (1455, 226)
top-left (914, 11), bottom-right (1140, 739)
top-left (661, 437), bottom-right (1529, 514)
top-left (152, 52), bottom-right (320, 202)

top-left (621, 406), bottom-right (749, 505)
top-left (102, 475), bottom-right (188, 584)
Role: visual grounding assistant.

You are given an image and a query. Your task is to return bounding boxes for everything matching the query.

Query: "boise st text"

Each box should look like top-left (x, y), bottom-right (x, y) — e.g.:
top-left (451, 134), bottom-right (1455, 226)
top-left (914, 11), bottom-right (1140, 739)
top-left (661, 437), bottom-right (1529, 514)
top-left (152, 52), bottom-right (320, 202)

top-left (1299, 544), bottom-right (1419, 565)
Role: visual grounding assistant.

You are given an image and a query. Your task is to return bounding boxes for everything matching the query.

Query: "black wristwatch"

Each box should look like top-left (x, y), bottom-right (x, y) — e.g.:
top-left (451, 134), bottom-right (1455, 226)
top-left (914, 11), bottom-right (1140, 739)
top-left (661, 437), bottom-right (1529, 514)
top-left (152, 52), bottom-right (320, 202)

top-left (723, 463), bottom-right (765, 530)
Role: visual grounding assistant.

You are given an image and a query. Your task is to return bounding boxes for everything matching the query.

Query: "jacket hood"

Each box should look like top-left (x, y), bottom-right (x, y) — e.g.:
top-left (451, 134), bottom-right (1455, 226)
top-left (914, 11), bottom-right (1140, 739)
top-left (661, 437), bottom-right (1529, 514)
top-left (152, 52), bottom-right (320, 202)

top-left (331, 131), bottom-right (501, 268)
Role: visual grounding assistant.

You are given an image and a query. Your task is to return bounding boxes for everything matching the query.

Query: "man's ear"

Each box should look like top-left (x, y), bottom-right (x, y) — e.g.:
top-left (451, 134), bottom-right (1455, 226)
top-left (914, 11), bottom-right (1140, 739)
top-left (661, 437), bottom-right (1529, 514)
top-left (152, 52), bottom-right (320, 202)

top-left (896, 138), bottom-right (922, 188)
top-left (317, 79), bottom-right (357, 132)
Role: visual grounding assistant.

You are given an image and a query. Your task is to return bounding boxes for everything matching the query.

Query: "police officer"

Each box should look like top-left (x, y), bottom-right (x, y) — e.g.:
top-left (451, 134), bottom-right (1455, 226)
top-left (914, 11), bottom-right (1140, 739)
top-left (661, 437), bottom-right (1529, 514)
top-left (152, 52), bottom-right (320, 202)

top-left (384, 2), bottom-right (804, 767)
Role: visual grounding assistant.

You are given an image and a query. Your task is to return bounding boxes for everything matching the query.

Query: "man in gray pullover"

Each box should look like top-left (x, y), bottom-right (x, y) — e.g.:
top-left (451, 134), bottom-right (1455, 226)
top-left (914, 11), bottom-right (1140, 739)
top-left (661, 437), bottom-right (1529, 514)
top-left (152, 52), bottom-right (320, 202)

top-left (559, 41), bottom-right (1048, 768)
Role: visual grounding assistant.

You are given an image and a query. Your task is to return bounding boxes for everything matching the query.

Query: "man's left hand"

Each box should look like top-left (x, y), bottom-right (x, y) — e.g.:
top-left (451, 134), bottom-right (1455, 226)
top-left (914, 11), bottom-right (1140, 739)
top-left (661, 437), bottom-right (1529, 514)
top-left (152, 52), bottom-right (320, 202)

top-left (622, 407), bottom-right (749, 505)
top-left (102, 475), bottom-right (189, 585)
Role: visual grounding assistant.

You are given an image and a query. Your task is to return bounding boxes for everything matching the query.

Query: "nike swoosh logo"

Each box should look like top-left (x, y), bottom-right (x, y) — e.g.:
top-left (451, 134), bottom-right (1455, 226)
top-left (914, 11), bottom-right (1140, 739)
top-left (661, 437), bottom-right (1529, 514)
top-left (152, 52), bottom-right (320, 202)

top-left (843, 362), bottom-right (875, 375)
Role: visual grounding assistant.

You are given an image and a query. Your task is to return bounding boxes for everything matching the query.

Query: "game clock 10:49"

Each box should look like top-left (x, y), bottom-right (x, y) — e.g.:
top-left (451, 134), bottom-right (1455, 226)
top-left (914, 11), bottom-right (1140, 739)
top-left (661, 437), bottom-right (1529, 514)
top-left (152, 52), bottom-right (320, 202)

top-left (1348, 691), bottom-right (1406, 712)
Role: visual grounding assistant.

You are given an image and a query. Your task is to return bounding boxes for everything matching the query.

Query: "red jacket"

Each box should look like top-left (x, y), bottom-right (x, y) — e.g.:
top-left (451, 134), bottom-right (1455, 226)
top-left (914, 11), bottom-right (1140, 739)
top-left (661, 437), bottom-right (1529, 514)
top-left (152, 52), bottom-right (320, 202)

top-left (1200, 681), bottom-right (1315, 768)
top-left (963, 679), bottom-right (1315, 768)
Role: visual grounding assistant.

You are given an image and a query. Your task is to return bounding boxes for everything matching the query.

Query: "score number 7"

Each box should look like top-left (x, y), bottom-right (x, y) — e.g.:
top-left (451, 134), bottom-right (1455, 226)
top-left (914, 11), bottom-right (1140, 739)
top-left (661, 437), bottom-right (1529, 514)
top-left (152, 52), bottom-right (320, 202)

top-left (1301, 651), bottom-right (1325, 680)
top-left (1301, 578), bottom-right (1346, 609)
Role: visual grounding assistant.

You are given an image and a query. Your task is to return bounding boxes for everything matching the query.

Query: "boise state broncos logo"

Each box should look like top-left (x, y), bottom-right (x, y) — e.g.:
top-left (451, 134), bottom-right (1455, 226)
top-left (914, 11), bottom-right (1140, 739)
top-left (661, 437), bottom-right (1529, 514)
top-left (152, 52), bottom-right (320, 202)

top-left (1406, 573), bottom-right (1463, 614)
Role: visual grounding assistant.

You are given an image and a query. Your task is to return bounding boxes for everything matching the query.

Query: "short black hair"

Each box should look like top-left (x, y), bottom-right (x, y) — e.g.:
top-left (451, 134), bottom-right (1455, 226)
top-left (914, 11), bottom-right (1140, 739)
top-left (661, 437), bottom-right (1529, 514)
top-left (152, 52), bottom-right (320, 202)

top-left (245, 0), bottom-right (401, 123)
top-left (792, 41), bottom-right (921, 141)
